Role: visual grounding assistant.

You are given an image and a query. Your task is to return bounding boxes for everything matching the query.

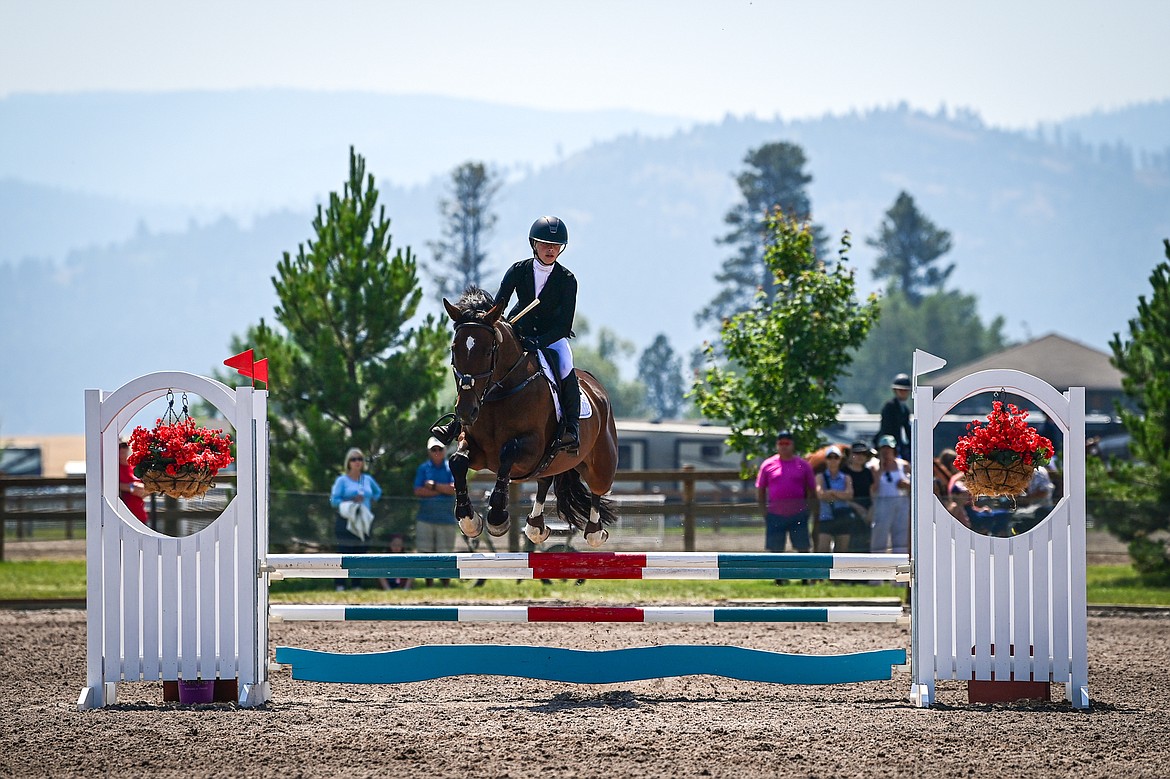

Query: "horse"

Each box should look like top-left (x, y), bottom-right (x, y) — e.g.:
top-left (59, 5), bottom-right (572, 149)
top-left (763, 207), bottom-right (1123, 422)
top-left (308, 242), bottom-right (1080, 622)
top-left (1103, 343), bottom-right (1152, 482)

top-left (441, 286), bottom-right (619, 548)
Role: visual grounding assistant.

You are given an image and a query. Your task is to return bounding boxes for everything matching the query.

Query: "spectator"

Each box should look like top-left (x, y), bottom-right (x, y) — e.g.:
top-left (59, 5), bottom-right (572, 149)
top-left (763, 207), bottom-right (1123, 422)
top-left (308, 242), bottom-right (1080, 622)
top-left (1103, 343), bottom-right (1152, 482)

top-left (330, 447), bottom-right (382, 591)
top-left (842, 440), bottom-right (876, 552)
top-left (871, 435), bottom-right (911, 554)
top-left (414, 436), bottom-right (457, 586)
top-left (756, 431), bottom-right (818, 583)
top-left (815, 446), bottom-right (855, 554)
top-left (874, 373), bottom-right (913, 461)
top-left (117, 440), bottom-right (148, 524)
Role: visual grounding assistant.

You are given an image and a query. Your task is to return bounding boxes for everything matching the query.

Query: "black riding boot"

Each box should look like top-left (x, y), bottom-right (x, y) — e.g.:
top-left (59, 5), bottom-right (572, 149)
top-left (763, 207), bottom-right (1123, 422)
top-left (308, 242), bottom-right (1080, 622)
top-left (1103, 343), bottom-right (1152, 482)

top-left (555, 370), bottom-right (581, 454)
top-left (429, 415), bottom-right (462, 446)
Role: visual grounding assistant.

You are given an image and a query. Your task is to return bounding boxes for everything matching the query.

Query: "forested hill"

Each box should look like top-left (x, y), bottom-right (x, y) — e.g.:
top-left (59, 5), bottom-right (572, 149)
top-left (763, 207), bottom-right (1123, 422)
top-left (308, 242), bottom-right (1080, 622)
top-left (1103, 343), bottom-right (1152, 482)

top-left (2, 92), bottom-right (1168, 434)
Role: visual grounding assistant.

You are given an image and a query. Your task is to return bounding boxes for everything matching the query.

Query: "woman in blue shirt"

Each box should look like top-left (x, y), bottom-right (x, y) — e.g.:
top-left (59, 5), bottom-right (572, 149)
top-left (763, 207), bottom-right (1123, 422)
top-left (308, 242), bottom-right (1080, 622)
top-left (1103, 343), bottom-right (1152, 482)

top-left (329, 447), bottom-right (382, 590)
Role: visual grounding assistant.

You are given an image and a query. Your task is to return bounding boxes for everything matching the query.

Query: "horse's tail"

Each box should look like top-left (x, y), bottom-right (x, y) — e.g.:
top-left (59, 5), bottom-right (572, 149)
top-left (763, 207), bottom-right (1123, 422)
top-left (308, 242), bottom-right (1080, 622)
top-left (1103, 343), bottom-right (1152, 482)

top-left (553, 470), bottom-right (618, 530)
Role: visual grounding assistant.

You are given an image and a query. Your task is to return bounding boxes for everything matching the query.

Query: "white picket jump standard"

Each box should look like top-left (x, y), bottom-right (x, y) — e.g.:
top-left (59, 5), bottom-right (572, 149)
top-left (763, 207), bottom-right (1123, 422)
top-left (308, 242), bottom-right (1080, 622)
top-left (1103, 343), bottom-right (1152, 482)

top-left (77, 372), bottom-right (270, 710)
top-left (909, 350), bottom-right (1090, 709)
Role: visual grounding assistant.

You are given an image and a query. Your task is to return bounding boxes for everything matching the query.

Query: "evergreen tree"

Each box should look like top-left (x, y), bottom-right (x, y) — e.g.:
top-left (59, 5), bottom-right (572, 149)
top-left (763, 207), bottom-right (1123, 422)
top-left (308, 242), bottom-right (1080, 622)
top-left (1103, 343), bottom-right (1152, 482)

top-left (838, 289), bottom-right (1009, 412)
top-left (427, 161), bottom-right (501, 301)
top-left (637, 334), bottom-right (685, 420)
top-left (693, 211), bottom-right (879, 465)
top-left (697, 142), bottom-right (826, 326)
top-left (244, 147), bottom-right (449, 496)
top-left (1090, 239), bottom-right (1170, 580)
top-left (867, 191), bottom-right (954, 305)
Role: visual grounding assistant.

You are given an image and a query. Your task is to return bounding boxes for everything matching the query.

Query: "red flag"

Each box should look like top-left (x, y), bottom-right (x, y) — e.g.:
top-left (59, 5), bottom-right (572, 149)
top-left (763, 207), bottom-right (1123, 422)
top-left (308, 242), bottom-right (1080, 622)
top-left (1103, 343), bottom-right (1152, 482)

top-left (252, 358), bottom-right (268, 385)
top-left (224, 349), bottom-right (255, 378)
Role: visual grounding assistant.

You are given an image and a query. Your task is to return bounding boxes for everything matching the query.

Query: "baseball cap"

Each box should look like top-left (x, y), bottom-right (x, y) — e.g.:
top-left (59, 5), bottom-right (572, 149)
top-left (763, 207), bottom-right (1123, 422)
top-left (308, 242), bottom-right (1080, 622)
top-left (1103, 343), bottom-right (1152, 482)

top-left (851, 441), bottom-right (872, 454)
top-left (825, 445), bottom-right (842, 458)
top-left (427, 437), bottom-right (446, 450)
top-left (776, 430), bottom-right (794, 442)
top-left (877, 434), bottom-right (898, 450)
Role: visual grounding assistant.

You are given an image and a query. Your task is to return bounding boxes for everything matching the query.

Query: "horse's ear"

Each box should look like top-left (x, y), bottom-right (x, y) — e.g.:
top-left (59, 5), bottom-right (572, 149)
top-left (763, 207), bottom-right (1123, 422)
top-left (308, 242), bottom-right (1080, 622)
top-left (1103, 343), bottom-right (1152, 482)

top-left (443, 298), bottom-right (461, 322)
top-left (485, 301), bottom-right (506, 324)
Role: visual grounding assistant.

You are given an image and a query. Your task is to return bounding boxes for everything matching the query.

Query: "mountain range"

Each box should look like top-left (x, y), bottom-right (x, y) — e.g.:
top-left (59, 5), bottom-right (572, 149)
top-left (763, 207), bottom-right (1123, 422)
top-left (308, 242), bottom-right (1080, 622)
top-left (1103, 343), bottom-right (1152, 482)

top-left (2, 91), bottom-right (1168, 435)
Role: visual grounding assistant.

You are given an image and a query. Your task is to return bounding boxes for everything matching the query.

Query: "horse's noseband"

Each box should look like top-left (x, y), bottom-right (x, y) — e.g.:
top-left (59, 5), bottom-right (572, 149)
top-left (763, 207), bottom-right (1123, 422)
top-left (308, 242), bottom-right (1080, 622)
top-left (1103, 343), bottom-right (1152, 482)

top-left (451, 321), bottom-right (499, 399)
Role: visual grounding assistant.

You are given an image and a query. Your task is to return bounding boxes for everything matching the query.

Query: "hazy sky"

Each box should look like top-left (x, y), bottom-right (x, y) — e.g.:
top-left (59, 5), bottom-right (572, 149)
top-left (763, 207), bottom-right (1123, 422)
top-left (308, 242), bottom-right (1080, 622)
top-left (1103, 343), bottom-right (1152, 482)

top-left (3, 0), bottom-right (1168, 127)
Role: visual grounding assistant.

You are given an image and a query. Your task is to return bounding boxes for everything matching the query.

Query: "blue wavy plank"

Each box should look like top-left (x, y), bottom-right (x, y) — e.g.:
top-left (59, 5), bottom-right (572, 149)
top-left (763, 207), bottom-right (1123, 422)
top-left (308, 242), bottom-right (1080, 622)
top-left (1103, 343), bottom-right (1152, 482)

top-left (274, 644), bottom-right (907, 685)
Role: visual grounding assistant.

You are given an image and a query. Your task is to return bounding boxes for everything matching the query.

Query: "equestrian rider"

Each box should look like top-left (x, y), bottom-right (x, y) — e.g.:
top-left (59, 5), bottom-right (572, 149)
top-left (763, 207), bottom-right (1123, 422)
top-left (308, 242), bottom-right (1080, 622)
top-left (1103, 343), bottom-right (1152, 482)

top-left (431, 215), bottom-right (582, 454)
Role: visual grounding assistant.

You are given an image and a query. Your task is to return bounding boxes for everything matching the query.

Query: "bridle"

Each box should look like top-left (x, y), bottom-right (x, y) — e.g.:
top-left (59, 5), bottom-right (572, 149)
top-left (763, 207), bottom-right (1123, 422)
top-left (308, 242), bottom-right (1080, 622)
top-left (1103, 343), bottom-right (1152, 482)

top-left (450, 319), bottom-right (542, 412)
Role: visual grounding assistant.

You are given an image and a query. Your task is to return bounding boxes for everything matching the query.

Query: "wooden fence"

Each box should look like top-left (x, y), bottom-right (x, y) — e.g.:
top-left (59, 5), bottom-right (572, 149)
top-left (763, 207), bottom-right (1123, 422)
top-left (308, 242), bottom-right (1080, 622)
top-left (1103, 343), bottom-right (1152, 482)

top-left (1, 467), bottom-right (754, 560)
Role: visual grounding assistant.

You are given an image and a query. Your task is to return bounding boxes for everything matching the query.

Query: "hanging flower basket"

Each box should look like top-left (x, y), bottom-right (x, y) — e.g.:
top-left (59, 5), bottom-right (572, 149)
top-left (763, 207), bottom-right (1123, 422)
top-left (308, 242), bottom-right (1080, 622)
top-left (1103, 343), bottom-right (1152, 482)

top-left (139, 468), bottom-right (218, 500)
top-left (128, 391), bottom-right (234, 501)
top-left (954, 400), bottom-right (1055, 500)
top-left (963, 459), bottom-right (1035, 498)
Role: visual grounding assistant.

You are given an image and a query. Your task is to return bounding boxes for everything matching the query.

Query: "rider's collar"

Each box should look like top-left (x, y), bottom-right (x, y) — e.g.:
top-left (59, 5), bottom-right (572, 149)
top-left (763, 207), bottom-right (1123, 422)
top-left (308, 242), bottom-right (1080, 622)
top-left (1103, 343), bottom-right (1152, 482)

top-left (534, 255), bottom-right (557, 268)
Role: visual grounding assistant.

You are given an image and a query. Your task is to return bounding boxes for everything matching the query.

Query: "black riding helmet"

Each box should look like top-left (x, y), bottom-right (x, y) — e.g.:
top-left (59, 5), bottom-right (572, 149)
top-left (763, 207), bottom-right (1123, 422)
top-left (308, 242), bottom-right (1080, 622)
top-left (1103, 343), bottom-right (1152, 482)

top-left (529, 216), bottom-right (568, 254)
top-left (892, 373), bottom-right (911, 390)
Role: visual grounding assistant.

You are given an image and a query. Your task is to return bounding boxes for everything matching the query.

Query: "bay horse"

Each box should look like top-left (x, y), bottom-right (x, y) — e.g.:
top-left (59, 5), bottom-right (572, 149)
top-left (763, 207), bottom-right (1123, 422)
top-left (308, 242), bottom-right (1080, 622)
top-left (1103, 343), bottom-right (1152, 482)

top-left (442, 286), bottom-right (619, 547)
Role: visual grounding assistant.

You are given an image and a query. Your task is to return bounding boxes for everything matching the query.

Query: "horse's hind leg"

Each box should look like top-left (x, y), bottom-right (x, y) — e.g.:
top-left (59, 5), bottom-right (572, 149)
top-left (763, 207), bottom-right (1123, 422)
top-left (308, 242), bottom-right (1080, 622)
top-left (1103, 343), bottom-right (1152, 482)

top-left (583, 492), bottom-right (610, 548)
top-left (524, 477), bottom-right (554, 545)
top-left (450, 450), bottom-right (483, 539)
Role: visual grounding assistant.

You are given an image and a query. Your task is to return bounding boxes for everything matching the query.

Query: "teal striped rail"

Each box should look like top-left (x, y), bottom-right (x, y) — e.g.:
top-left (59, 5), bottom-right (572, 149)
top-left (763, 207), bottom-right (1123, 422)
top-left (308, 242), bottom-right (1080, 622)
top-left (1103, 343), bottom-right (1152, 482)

top-left (264, 552), bottom-right (910, 582)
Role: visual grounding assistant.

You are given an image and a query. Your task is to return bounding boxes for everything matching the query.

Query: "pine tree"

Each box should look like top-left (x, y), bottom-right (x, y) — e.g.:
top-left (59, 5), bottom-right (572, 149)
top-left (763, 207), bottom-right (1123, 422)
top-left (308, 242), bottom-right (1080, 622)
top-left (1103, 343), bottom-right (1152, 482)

top-left (867, 191), bottom-right (954, 305)
top-left (693, 211), bottom-right (879, 465)
top-left (697, 142), bottom-right (826, 326)
top-left (638, 334), bottom-right (685, 420)
top-left (247, 147), bottom-right (449, 496)
top-left (1091, 239), bottom-right (1170, 579)
top-left (427, 161), bottom-right (501, 301)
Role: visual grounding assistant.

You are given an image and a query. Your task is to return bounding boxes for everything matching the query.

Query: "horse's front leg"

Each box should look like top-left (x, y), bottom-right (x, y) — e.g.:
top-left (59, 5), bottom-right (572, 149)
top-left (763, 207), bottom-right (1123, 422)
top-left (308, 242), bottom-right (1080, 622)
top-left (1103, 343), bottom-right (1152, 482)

top-left (485, 437), bottom-right (523, 537)
top-left (450, 450), bottom-right (482, 539)
top-left (524, 477), bottom-right (555, 545)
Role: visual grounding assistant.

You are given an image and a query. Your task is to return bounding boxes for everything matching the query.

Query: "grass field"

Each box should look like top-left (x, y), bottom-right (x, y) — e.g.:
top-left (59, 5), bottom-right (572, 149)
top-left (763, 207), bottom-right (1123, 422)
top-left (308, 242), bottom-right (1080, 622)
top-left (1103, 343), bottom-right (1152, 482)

top-left (2, 559), bottom-right (1167, 605)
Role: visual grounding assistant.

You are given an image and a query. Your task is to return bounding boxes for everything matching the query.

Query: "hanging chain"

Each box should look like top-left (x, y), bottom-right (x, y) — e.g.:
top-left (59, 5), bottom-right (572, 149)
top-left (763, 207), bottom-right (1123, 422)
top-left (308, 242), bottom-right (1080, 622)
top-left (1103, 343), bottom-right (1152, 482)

top-left (160, 390), bottom-right (192, 425)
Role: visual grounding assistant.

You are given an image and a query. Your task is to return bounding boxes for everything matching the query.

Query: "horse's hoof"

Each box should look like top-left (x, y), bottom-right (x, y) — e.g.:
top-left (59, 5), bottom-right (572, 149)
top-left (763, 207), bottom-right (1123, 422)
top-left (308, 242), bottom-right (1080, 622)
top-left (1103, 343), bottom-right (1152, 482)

top-left (525, 521), bottom-right (551, 545)
top-left (458, 512), bottom-right (483, 539)
top-left (486, 512), bottom-right (510, 538)
top-left (584, 527), bottom-right (609, 548)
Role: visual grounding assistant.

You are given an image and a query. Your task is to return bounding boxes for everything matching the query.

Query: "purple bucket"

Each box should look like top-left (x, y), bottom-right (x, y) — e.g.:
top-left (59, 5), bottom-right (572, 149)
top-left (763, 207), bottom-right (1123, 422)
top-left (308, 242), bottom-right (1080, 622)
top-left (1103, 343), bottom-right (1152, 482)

top-left (177, 679), bottom-right (216, 704)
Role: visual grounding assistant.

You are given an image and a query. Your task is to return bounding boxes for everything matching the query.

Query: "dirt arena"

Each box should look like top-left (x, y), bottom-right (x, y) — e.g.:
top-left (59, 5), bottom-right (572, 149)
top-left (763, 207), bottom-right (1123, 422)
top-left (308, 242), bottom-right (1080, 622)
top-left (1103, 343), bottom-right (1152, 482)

top-left (1, 607), bottom-right (1168, 778)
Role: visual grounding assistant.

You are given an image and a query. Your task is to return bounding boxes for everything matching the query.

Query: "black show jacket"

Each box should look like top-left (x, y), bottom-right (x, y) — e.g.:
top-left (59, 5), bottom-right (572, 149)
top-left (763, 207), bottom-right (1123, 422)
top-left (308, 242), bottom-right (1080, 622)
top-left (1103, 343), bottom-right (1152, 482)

top-left (495, 258), bottom-right (577, 348)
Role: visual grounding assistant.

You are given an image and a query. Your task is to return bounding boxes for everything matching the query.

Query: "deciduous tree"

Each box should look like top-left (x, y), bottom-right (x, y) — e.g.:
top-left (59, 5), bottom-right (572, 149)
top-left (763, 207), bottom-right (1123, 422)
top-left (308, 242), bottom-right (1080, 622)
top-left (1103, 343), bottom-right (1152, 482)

top-left (693, 211), bottom-right (879, 466)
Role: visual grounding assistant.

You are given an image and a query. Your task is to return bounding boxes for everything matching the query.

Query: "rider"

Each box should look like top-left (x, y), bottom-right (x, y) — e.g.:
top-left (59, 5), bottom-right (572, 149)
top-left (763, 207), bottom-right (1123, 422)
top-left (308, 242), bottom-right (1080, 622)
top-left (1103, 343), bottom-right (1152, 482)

top-left (431, 215), bottom-right (581, 454)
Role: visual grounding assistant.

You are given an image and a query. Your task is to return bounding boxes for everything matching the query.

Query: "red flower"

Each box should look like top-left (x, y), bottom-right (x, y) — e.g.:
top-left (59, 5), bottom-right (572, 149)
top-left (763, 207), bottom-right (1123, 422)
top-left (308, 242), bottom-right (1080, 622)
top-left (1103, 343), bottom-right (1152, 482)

top-left (952, 401), bottom-right (1055, 473)
top-left (129, 416), bottom-right (234, 479)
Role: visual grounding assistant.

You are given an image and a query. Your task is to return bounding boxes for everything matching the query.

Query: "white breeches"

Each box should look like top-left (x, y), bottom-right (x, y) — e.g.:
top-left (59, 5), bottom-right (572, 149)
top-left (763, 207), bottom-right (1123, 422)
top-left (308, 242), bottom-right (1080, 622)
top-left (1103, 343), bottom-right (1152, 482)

top-left (546, 338), bottom-right (574, 379)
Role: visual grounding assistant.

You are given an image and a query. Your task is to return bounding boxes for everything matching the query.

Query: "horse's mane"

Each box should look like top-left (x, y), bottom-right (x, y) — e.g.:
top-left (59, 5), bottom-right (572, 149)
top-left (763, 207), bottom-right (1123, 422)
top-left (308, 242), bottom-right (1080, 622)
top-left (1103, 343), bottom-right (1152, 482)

top-left (453, 285), bottom-right (497, 322)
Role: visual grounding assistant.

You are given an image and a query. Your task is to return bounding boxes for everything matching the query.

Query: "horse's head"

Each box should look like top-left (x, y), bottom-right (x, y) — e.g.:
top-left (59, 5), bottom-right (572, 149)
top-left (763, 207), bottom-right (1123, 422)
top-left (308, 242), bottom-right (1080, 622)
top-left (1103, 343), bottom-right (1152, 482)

top-left (443, 286), bottom-right (510, 428)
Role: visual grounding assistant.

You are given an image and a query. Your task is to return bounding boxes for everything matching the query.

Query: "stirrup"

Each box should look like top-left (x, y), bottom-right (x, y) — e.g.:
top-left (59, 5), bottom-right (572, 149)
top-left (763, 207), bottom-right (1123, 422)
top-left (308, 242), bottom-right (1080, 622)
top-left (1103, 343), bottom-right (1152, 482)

top-left (553, 430), bottom-right (580, 454)
top-left (429, 413), bottom-right (458, 446)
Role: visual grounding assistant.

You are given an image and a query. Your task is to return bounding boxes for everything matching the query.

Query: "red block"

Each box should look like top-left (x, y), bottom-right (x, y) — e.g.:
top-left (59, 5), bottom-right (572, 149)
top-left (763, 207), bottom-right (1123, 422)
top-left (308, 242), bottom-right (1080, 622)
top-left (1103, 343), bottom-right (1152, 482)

top-left (528, 606), bottom-right (645, 622)
top-left (529, 552), bottom-right (647, 580)
top-left (968, 679), bottom-right (1051, 704)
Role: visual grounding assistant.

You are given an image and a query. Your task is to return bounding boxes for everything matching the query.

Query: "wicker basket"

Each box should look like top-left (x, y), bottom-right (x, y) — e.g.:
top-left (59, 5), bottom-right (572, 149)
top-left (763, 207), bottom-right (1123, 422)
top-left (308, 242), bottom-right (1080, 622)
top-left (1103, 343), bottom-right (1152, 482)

top-left (964, 459), bottom-right (1033, 498)
top-left (140, 468), bottom-right (217, 500)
